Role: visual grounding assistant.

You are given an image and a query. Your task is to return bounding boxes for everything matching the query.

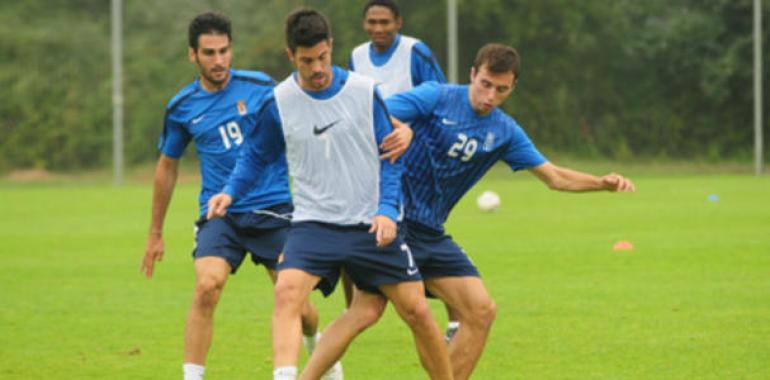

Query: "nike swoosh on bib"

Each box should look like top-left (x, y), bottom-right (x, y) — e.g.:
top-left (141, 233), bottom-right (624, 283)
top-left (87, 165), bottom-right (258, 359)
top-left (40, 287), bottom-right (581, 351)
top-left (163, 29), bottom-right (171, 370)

top-left (313, 119), bottom-right (341, 135)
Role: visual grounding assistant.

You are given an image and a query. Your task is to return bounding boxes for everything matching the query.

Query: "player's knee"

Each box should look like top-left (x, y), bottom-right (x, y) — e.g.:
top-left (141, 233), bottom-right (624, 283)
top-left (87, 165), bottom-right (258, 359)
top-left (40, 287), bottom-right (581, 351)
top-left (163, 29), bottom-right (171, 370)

top-left (399, 299), bottom-right (433, 327)
top-left (194, 275), bottom-right (225, 310)
top-left (466, 298), bottom-right (497, 329)
top-left (273, 281), bottom-right (304, 312)
top-left (353, 304), bottom-right (385, 330)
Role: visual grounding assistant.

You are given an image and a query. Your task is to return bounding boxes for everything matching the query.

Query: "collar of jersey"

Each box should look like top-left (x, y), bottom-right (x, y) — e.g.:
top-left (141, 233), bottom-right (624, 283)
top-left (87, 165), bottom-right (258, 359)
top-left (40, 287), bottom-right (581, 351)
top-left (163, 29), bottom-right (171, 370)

top-left (368, 34), bottom-right (401, 67)
top-left (195, 69), bottom-right (235, 95)
top-left (290, 66), bottom-right (349, 101)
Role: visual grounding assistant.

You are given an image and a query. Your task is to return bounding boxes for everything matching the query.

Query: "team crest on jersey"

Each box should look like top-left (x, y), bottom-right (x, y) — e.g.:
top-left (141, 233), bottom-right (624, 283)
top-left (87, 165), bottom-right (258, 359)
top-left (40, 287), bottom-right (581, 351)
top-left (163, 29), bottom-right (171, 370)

top-left (237, 100), bottom-right (247, 116)
top-left (483, 132), bottom-right (496, 151)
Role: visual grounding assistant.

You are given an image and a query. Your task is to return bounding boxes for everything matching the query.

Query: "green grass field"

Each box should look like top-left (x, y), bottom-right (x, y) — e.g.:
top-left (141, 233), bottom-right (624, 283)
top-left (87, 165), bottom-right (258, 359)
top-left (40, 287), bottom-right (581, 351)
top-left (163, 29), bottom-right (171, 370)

top-left (1, 166), bottom-right (769, 379)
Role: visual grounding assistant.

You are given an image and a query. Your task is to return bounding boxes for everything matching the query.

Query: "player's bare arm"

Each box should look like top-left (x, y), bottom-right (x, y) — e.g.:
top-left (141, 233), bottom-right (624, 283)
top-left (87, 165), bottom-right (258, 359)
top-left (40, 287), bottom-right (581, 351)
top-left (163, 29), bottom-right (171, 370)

top-left (379, 117), bottom-right (413, 163)
top-left (528, 162), bottom-right (635, 192)
top-left (141, 154), bottom-right (180, 278)
top-left (206, 193), bottom-right (233, 220)
top-left (369, 214), bottom-right (397, 247)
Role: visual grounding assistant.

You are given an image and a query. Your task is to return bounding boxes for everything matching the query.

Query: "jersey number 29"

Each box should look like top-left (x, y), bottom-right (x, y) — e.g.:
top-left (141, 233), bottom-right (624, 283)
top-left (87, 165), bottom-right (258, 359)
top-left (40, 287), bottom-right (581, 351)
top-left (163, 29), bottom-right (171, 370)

top-left (447, 133), bottom-right (478, 162)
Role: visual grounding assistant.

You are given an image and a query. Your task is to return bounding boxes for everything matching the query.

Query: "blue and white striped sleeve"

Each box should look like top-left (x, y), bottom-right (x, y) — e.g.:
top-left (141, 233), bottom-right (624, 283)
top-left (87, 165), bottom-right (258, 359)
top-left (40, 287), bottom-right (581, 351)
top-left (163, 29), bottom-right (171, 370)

top-left (502, 122), bottom-right (547, 171)
top-left (384, 81), bottom-right (442, 124)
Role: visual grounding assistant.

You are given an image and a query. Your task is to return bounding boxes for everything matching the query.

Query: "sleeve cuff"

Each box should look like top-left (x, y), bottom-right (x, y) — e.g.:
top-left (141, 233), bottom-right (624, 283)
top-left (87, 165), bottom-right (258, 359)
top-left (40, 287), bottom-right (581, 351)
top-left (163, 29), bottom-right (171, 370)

top-left (222, 185), bottom-right (237, 200)
top-left (376, 204), bottom-right (399, 223)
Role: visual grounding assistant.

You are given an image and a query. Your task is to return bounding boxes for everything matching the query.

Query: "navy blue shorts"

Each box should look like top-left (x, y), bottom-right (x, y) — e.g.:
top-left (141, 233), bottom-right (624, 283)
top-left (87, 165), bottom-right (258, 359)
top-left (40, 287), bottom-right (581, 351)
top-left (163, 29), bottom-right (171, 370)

top-left (279, 221), bottom-right (421, 297)
top-left (404, 221), bottom-right (480, 280)
top-left (193, 203), bottom-right (292, 274)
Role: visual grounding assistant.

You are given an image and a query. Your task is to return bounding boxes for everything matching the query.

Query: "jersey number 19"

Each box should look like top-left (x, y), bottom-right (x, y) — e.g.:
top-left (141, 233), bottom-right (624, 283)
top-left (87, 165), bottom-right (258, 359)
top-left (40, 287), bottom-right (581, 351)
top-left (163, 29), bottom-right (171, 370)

top-left (218, 121), bottom-right (243, 150)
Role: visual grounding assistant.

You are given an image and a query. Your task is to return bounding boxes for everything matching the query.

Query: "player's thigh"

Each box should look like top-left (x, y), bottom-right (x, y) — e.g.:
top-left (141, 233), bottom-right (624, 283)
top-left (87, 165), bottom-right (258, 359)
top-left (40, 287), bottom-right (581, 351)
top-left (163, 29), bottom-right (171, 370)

top-left (424, 276), bottom-right (492, 316)
top-left (378, 280), bottom-right (429, 315)
top-left (193, 256), bottom-right (232, 288)
top-left (350, 288), bottom-right (389, 316)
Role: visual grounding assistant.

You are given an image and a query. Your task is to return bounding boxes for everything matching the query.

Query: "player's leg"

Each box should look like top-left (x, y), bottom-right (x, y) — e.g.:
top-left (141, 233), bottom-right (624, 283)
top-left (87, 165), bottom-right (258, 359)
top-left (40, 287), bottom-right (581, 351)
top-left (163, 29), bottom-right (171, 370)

top-left (184, 216), bottom-right (250, 379)
top-left (300, 289), bottom-right (387, 380)
top-left (272, 268), bottom-right (321, 377)
top-left (425, 276), bottom-right (496, 380)
top-left (184, 256), bottom-right (231, 368)
top-left (267, 268), bottom-right (319, 341)
top-left (379, 281), bottom-right (454, 380)
top-left (444, 304), bottom-right (460, 342)
top-left (270, 266), bottom-right (344, 379)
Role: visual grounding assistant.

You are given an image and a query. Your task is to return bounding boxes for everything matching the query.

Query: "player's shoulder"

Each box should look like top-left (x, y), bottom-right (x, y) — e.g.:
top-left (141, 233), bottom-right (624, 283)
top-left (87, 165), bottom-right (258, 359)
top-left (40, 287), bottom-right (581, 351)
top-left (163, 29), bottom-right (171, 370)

top-left (165, 80), bottom-right (199, 113)
top-left (489, 108), bottom-right (526, 136)
top-left (433, 83), bottom-right (463, 102)
top-left (231, 69), bottom-right (276, 87)
top-left (347, 68), bottom-right (373, 84)
top-left (408, 37), bottom-right (436, 60)
top-left (492, 108), bottom-right (518, 125)
top-left (351, 40), bottom-right (370, 54)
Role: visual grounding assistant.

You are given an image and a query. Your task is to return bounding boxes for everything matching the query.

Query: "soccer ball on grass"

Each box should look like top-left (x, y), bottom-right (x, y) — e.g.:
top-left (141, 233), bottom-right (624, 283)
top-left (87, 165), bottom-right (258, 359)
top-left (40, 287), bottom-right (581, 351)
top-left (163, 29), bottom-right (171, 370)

top-left (476, 190), bottom-right (501, 212)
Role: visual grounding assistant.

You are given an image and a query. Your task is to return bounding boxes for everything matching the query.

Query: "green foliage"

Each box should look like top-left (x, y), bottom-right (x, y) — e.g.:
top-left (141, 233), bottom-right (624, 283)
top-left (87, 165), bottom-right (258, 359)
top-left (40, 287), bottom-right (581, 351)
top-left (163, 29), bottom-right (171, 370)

top-left (1, 0), bottom-right (768, 172)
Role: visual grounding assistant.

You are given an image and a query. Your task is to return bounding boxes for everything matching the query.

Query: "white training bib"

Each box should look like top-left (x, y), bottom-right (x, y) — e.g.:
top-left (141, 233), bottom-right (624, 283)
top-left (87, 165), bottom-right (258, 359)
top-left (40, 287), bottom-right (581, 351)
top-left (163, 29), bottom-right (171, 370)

top-left (351, 35), bottom-right (418, 98)
top-left (274, 72), bottom-right (380, 224)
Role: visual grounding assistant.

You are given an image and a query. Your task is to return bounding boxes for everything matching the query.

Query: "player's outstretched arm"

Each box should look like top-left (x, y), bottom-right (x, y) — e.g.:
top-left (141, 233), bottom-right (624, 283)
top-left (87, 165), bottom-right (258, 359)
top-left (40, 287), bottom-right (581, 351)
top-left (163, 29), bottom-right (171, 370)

top-left (141, 155), bottom-right (180, 279)
top-left (379, 117), bottom-right (413, 163)
top-left (206, 193), bottom-right (233, 220)
top-left (369, 215), bottom-right (397, 248)
top-left (528, 162), bottom-right (635, 193)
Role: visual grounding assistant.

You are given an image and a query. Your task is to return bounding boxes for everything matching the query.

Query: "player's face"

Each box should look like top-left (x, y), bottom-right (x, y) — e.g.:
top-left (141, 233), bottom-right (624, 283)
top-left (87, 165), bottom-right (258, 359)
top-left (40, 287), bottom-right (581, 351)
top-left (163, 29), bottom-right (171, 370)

top-left (468, 64), bottom-right (516, 116)
top-left (287, 39), bottom-right (333, 91)
top-left (363, 5), bottom-right (402, 51)
top-left (189, 33), bottom-right (232, 91)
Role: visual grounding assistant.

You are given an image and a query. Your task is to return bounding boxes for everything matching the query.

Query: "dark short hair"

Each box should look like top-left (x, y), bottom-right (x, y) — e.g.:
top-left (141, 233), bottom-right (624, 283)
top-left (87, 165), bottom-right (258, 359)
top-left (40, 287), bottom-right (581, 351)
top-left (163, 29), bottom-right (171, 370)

top-left (363, 0), bottom-right (400, 19)
top-left (285, 8), bottom-right (331, 52)
top-left (473, 43), bottom-right (520, 79)
top-left (188, 12), bottom-right (232, 50)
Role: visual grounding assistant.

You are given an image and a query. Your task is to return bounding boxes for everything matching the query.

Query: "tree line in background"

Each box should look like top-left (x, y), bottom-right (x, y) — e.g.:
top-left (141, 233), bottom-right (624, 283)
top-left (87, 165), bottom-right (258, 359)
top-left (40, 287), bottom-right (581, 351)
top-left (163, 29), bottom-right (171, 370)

top-left (1, 0), bottom-right (768, 172)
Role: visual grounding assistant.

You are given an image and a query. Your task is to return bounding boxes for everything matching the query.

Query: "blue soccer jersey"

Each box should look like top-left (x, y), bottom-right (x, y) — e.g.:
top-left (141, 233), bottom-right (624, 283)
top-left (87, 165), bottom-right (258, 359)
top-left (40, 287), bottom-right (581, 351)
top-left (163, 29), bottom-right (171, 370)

top-left (386, 82), bottom-right (547, 232)
top-left (158, 69), bottom-right (291, 216)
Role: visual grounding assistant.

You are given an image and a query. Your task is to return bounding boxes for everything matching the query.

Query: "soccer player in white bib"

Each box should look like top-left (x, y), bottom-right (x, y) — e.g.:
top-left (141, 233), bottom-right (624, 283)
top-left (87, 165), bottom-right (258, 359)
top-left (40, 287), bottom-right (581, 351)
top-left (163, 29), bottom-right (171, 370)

top-left (140, 12), bottom-right (339, 380)
top-left (349, 0), bottom-right (446, 99)
top-left (301, 43), bottom-right (635, 380)
top-left (206, 8), bottom-right (453, 380)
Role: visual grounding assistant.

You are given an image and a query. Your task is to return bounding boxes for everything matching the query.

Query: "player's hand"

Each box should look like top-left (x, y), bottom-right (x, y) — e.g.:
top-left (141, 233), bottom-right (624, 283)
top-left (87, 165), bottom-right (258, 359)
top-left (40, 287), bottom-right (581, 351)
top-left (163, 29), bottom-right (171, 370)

top-left (601, 173), bottom-right (635, 192)
top-left (369, 215), bottom-right (397, 248)
top-left (379, 117), bottom-right (413, 164)
top-left (207, 193), bottom-right (233, 219)
top-left (140, 233), bottom-right (164, 279)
